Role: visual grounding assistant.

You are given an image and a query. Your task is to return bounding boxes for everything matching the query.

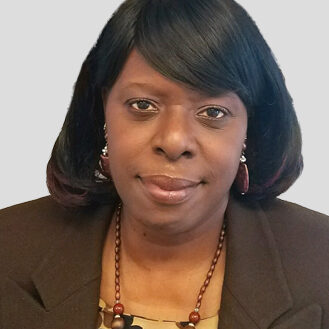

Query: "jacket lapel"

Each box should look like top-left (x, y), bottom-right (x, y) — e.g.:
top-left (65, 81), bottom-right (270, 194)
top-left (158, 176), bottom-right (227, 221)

top-left (218, 196), bottom-right (321, 329)
top-left (1, 204), bottom-right (113, 329)
top-left (270, 304), bottom-right (322, 329)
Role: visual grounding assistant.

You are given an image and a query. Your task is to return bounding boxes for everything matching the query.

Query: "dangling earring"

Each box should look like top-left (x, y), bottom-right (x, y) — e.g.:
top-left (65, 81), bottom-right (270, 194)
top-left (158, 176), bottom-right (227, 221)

top-left (234, 140), bottom-right (249, 195)
top-left (95, 123), bottom-right (112, 182)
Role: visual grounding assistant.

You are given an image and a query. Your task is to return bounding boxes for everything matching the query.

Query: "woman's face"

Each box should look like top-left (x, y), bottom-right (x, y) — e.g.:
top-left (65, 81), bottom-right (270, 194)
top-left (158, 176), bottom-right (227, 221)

top-left (103, 49), bottom-right (247, 231)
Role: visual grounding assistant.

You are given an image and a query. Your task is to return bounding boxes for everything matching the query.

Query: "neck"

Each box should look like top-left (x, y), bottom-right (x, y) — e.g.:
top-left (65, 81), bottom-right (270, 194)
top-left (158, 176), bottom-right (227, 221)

top-left (119, 200), bottom-right (228, 274)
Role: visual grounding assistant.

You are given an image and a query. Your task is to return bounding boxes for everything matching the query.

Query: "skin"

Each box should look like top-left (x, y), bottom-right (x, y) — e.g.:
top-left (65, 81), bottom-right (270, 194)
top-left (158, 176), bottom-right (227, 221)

top-left (100, 48), bottom-right (248, 321)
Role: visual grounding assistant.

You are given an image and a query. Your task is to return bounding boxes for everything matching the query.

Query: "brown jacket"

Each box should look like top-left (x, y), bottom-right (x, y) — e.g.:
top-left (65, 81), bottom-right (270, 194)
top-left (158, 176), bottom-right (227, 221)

top-left (0, 195), bottom-right (328, 329)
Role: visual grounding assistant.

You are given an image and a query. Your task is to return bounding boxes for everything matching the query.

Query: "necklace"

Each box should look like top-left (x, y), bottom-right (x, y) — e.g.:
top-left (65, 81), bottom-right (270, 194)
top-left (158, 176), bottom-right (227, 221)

top-left (110, 202), bottom-right (227, 329)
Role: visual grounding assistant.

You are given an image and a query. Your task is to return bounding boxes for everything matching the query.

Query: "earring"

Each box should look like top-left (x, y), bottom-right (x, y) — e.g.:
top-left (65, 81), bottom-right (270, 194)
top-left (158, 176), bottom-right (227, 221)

top-left (234, 140), bottom-right (249, 195)
top-left (95, 123), bottom-right (111, 181)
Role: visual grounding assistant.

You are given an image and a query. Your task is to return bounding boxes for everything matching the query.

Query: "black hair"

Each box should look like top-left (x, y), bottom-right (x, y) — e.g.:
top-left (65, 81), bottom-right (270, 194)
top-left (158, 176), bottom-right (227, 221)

top-left (47, 0), bottom-right (303, 208)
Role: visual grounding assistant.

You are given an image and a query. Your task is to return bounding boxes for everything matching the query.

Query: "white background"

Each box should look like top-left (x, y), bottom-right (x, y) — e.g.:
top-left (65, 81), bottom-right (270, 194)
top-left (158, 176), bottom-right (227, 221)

top-left (0, 1), bottom-right (328, 214)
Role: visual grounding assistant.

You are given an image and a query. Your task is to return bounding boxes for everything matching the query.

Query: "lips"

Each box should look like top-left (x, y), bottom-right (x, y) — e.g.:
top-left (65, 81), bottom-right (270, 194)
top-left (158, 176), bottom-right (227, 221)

top-left (141, 175), bottom-right (199, 190)
top-left (138, 175), bottom-right (201, 204)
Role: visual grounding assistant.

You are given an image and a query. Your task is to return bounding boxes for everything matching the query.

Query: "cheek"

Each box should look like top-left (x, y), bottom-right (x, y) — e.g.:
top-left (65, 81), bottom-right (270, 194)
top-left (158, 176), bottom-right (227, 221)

top-left (106, 122), bottom-right (146, 182)
top-left (209, 151), bottom-right (240, 181)
top-left (204, 136), bottom-right (243, 186)
top-left (107, 136), bottom-right (134, 177)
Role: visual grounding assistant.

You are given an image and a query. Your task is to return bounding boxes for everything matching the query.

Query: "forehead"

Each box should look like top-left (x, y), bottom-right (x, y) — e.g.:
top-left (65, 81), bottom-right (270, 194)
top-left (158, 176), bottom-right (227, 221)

top-left (111, 48), bottom-right (228, 101)
top-left (105, 48), bottom-right (247, 115)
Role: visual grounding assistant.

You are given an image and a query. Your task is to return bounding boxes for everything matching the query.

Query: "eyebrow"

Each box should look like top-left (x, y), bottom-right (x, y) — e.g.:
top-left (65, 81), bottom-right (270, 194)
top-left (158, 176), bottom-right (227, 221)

top-left (121, 81), bottom-right (221, 99)
top-left (121, 82), bottom-right (168, 97)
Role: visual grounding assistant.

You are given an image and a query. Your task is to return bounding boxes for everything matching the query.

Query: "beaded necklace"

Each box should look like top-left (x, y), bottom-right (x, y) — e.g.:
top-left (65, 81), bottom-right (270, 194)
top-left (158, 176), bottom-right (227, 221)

top-left (110, 203), bottom-right (227, 329)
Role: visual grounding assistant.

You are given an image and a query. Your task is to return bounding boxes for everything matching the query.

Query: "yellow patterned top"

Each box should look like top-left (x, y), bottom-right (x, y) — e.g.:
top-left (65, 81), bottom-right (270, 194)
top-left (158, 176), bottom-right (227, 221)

top-left (97, 298), bottom-right (218, 329)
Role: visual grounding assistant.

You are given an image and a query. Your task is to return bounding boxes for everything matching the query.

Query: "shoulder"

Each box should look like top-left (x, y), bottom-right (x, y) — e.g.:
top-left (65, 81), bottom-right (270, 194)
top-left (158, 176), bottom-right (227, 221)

top-left (232, 196), bottom-right (329, 248)
top-left (0, 196), bottom-right (113, 278)
top-left (0, 196), bottom-right (86, 244)
top-left (259, 198), bottom-right (329, 258)
top-left (259, 198), bottom-right (329, 302)
top-left (0, 196), bottom-right (75, 227)
top-left (0, 197), bottom-right (76, 277)
top-left (0, 195), bottom-right (113, 229)
top-left (260, 197), bottom-right (329, 236)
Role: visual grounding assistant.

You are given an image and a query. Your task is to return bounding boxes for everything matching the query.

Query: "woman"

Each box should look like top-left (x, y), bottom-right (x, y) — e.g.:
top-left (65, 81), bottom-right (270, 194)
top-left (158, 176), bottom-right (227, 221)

top-left (0, 0), bottom-right (328, 328)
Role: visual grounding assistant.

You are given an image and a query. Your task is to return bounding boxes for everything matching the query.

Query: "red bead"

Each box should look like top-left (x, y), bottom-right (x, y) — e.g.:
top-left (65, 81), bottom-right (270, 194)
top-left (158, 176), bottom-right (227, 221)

top-left (113, 303), bottom-right (124, 315)
top-left (189, 311), bottom-right (200, 324)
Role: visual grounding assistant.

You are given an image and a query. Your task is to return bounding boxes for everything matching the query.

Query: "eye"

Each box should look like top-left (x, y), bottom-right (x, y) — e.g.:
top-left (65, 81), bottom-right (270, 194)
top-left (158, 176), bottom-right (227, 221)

top-left (197, 107), bottom-right (227, 120)
top-left (128, 99), bottom-right (157, 112)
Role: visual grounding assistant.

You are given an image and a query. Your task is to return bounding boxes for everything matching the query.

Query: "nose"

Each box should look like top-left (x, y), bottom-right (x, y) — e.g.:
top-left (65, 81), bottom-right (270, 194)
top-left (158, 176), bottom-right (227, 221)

top-left (151, 108), bottom-right (196, 161)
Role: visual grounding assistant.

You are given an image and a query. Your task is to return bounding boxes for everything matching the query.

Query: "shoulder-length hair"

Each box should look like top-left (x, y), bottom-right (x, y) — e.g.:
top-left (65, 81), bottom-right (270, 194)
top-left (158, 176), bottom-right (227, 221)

top-left (47, 0), bottom-right (303, 209)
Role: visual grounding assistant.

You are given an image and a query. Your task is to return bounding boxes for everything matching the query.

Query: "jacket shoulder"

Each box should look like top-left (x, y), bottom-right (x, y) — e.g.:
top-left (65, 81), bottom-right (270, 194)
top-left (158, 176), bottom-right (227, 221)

top-left (261, 197), bottom-right (329, 231)
top-left (0, 196), bottom-right (113, 231)
top-left (0, 196), bottom-right (81, 246)
top-left (261, 198), bottom-right (329, 255)
top-left (0, 195), bottom-right (75, 224)
top-left (0, 196), bottom-right (82, 279)
top-left (261, 198), bottom-right (329, 222)
top-left (261, 198), bottom-right (329, 309)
